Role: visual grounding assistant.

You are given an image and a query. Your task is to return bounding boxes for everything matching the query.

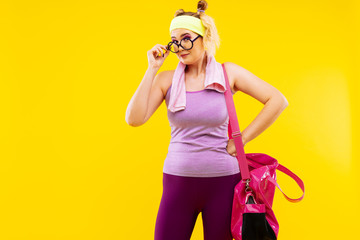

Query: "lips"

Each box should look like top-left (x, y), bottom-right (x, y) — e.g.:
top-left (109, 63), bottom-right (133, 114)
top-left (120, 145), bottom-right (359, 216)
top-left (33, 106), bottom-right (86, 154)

top-left (180, 53), bottom-right (190, 57)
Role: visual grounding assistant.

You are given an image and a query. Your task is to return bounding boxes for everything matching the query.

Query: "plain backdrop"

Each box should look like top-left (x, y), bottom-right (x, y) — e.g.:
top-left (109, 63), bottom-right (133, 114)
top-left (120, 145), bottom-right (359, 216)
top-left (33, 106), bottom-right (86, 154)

top-left (1, 0), bottom-right (359, 239)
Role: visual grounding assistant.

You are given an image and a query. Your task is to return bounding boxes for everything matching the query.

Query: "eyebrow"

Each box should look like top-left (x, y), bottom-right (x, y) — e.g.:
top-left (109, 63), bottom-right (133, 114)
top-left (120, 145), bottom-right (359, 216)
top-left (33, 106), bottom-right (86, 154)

top-left (171, 32), bottom-right (191, 39)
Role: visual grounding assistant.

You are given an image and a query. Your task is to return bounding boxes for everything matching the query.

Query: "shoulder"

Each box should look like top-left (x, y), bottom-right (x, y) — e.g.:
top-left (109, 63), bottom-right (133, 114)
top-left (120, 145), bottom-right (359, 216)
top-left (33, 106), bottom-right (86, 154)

top-left (222, 61), bottom-right (260, 94)
top-left (223, 61), bottom-right (241, 71)
top-left (223, 62), bottom-right (286, 105)
top-left (222, 62), bottom-right (243, 94)
top-left (222, 61), bottom-right (248, 79)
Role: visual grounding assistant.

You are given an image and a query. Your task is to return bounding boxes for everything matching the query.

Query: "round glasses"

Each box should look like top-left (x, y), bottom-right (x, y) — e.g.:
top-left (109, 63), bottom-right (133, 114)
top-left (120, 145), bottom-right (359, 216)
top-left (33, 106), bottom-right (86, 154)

top-left (167, 35), bottom-right (201, 53)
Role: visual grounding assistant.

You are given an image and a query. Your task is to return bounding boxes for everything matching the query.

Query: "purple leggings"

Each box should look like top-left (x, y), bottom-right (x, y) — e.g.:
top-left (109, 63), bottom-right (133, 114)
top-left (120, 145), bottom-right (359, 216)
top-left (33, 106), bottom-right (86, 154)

top-left (155, 172), bottom-right (241, 240)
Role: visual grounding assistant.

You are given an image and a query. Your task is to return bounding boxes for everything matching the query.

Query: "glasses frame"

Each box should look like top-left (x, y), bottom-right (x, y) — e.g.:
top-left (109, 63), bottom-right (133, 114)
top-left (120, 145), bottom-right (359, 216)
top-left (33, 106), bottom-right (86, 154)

top-left (167, 34), bottom-right (201, 53)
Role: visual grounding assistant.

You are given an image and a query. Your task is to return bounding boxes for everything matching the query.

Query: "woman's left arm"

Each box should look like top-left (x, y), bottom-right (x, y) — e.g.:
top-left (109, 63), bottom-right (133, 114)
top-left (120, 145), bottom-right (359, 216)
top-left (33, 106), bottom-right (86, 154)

top-left (224, 62), bottom-right (289, 146)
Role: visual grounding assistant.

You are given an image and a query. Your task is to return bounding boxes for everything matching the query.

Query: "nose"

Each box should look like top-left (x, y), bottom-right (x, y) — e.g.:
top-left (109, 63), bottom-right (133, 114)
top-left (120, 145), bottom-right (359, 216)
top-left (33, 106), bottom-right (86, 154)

top-left (178, 45), bottom-right (186, 52)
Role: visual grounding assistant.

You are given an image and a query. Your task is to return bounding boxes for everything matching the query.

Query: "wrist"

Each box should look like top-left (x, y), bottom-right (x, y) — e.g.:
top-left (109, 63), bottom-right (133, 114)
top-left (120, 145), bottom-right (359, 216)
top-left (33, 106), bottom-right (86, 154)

top-left (147, 65), bottom-right (160, 73)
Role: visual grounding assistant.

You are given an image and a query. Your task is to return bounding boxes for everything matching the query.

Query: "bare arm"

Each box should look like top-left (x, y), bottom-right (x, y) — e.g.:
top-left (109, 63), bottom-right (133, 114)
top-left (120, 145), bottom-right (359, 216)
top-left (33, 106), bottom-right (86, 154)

top-left (126, 65), bottom-right (170, 127)
top-left (125, 66), bottom-right (159, 127)
top-left (241, 95), bottom-right (288, 145)
top-left (125, 44), bottom-right (170, 127)
top-left (225, 62), bottom-right (288, 145)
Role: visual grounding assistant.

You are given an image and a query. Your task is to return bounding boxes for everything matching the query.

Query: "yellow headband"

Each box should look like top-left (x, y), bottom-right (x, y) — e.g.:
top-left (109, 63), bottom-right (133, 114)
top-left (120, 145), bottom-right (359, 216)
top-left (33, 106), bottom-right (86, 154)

top-left (169, 15), bottom-right (205, 37)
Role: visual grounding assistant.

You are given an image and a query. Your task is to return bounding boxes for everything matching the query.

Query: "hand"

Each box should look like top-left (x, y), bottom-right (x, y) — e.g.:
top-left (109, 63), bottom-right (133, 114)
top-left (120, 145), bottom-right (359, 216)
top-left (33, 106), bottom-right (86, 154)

top-left (147, 44), bottom-right (170, 70)
top-left (226, 136), bottom-right (246, 157)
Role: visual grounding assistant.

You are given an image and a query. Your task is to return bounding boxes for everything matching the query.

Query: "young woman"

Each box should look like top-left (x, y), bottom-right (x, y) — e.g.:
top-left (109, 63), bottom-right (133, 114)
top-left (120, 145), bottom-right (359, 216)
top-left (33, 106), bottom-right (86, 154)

top-left (125, 1), bottom-right (288, 239)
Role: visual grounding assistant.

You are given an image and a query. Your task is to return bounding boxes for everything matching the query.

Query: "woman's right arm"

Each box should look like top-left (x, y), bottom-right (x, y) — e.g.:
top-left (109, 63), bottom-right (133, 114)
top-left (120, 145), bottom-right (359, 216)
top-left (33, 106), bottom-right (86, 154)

top-left (125, 67), bottom-right (163, 127)
top-left (125, 44), bottom-right (170, 127)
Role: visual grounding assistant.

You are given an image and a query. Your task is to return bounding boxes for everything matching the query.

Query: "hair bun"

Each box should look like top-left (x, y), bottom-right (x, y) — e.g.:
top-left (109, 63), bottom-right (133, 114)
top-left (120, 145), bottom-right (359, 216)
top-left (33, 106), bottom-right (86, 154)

top-left (197, 0), bottom-right (208, 12)
top-left (174, 9), bottom-right (185, 17)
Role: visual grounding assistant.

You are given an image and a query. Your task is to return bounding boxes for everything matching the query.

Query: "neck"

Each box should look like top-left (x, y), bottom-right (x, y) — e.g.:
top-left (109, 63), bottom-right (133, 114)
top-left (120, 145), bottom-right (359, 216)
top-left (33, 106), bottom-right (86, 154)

top-left (185, 51), bottom-right (208, 77)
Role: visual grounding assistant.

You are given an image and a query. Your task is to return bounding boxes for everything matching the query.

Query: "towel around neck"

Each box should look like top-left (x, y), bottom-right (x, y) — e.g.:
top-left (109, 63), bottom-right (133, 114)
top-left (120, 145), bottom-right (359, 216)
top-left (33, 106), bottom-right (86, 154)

top-left (168, 52), bottom-right (227, 113)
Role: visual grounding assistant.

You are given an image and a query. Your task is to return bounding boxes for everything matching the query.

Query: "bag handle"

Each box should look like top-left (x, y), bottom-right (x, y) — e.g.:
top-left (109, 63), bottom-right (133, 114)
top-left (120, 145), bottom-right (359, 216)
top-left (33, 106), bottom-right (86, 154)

top-left (248, 159), bottom-right (305, 203)
top-left (221, 63), bottom-right (250, 180)
top-left (268, 164), bottom-right (305, 202)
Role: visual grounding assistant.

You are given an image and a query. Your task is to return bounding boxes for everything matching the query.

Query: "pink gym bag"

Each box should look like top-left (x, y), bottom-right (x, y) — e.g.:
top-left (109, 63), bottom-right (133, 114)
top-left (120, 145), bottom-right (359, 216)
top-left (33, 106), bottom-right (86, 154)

top-left (221, 63), bottom-right (305, 240)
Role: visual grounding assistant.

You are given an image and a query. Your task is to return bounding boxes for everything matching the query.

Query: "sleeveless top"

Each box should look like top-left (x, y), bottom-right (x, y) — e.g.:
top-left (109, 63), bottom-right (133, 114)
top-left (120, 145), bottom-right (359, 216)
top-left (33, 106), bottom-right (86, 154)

top-left (163, 83), bottom-right (240, 177)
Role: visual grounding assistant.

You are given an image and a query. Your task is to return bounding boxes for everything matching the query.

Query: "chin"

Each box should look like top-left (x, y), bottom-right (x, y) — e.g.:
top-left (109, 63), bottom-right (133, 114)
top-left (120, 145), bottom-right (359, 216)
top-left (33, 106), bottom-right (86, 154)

top-left (181, 60), bottom-right (192, 65)
top-left (180, 56), bottom-right (191, 61)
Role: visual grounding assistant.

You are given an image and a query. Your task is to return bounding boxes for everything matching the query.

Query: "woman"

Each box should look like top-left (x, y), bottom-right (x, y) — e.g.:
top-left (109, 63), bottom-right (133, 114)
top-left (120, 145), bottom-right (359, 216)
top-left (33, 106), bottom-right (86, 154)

top-left (125, 1), bottom-right (288, 239)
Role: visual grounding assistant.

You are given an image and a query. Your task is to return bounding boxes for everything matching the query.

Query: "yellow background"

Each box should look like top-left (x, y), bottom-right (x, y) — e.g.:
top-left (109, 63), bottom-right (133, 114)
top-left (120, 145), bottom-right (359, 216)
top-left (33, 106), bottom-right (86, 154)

top-left (1, 0), bottom-right (359, 239)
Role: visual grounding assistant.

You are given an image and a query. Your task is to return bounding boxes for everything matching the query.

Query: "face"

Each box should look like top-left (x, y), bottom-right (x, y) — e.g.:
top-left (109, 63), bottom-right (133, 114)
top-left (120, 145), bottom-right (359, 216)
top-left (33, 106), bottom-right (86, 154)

top-left (170, 28), bottom-right (205, 63)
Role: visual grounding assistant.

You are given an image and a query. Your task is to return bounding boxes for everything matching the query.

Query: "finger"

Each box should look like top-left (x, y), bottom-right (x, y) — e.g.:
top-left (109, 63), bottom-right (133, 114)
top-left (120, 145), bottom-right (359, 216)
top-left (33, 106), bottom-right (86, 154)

top-left (154, 51), bottom-right (160, 58)
top-left (161, 46), bottom-right (169, 56)
top-left (160, 45), bottom-right (168, 53)
top-left (161, 45), bottom-right (168, 52)
top-left (155, 48), bottom-right (161, 57)
top-left (155, 48), bottom-right (162, 57)
top-left (153, 47), bottom-right (160, 56)
top-left (158, 47), bottom-right (165, 57)
top-left (152, 49), bottom-right (158, 58)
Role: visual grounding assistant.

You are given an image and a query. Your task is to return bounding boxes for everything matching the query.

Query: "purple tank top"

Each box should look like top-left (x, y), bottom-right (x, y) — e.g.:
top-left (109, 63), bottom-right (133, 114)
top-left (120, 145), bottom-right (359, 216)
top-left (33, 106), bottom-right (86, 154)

top-left (163, 84), bottom-right (240, 177)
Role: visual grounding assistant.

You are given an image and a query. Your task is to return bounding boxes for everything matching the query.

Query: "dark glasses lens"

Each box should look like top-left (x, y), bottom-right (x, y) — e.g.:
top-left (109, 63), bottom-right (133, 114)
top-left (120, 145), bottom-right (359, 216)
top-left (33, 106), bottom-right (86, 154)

top-left (168, 38), bottom-right (193, 53)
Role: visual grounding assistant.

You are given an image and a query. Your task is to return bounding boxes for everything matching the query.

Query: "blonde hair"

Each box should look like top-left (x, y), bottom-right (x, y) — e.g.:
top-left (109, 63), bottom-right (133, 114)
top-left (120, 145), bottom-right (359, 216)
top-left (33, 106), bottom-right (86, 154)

top-left (173, 0), bottom-right (220, 57)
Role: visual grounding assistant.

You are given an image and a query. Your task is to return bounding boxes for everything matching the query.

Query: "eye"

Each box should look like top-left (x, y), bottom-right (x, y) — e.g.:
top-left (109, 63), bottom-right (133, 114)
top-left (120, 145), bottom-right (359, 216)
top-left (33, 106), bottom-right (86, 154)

top-left (171, 36), bottom-right (191, 44)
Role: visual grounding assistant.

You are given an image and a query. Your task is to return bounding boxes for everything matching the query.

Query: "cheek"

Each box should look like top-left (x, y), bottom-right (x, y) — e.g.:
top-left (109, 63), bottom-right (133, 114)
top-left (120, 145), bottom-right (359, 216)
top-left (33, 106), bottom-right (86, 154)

top-left (192, 45), bottom-right (203, 54)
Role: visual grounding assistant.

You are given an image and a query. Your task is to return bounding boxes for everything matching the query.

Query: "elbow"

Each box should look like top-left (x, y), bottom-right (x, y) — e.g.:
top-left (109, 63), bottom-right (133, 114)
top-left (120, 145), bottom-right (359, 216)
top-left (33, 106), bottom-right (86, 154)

top-left (283, 95), bottom-right (289, 108)
top-left (282, 97), bottom-right (289, 109)
top-left (125, 111), bottom-right (144, 127)
top-left (269, 93), bottom-right (288, 111)
top-left (126, 119), bottom-right (142, 127)
top-left (125, 119), bottom-right (137, 127)
top-left (125, 116), bottom-right (144, 127)
top-left (276, 91), bottom-right (289, 109)
top-left (277, 98), bottom-right (288, 112)
top-left (125, 115), bottom-right (134, 127)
